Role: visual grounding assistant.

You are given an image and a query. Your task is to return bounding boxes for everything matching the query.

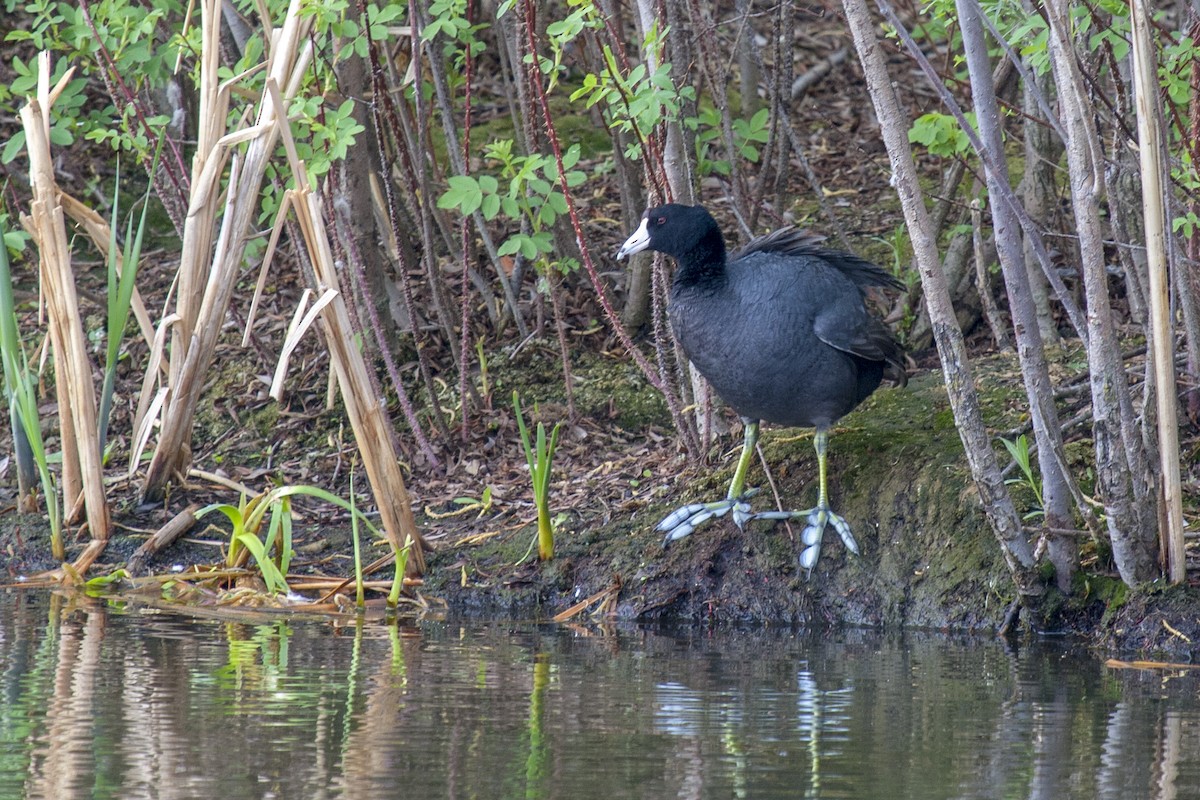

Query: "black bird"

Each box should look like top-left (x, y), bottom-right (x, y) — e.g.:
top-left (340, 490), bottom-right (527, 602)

top-left (616, 204), bottom-right (906, 570)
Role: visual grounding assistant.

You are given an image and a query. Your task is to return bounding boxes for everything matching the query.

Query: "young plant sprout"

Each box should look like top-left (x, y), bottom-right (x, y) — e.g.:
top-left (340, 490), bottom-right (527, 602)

top-left (513, 391), bottom-right (563, 561)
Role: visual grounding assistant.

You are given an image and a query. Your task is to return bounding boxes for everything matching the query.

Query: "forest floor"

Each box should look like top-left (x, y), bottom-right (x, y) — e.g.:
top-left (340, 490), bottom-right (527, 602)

top-left (2, 5), bottom-right (1200, 659)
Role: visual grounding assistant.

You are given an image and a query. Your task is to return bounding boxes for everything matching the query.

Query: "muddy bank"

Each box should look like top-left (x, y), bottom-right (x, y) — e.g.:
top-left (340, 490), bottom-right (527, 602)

top-left (427, 370), bottom-right (1007, 631)
top-left (413, 366), bottom-right (1200, 660)
top-left (3, 359), bottom-right (1197, 660)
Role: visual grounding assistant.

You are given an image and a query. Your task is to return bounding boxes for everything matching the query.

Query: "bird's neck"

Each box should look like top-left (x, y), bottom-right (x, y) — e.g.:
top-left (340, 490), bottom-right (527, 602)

top-left (671, 232), bottom-right (727, 291)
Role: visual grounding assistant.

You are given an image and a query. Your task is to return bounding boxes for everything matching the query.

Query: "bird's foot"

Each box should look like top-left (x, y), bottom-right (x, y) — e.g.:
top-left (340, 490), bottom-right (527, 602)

top-left (752, 504), bottom-right (859, 572)
top-left (656, 488), bottom-right (760, 545)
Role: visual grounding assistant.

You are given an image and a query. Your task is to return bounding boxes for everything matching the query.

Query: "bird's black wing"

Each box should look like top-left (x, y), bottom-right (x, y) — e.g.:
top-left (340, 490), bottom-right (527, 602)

top-left (732, 226), bottom-right (907, 385)
top-left (733, 227), bottom-right (905, 292)
top-left (815, 311), bottom-right (908, 386)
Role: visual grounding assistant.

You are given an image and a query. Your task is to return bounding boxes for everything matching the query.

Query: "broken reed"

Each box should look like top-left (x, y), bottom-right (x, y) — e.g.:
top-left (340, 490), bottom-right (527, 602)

top-left (10, 0), bottom-right (427, 586)
top-left (19, 55), bottom-right (110, 572)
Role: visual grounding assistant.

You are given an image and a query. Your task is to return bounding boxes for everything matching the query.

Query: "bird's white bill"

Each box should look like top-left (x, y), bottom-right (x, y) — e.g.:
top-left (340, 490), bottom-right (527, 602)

top-left (615, 217), bottom-right (650, 259)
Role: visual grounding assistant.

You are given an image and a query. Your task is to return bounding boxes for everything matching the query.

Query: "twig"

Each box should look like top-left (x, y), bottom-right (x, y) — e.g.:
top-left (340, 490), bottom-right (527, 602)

top-left (791, 46), bottom-right (849, 99)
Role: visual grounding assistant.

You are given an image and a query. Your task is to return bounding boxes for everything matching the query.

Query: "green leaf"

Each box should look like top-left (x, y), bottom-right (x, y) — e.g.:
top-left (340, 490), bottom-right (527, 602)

top-left (519, 236), bottom-right (538, 260)
top-left (2, 132), bottom-right (26, 165)
top-left (561, 143), bottom-right (581, 170)
top-left (481, 193), bottom-right (501, 220)
top-left (438, 175), bottom-right (483, 215)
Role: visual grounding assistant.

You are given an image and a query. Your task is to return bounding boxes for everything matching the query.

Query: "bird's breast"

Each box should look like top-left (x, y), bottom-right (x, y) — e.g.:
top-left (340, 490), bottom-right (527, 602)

top-left (669, 286), bottom-right (865, 428)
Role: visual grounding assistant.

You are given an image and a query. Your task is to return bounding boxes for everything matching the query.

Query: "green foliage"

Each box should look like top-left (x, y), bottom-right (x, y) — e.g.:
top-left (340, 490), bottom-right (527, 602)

top-left (2, 57), bottom-right (87, 163)
top-left (1161, 36), bottom-right (1200, 107)
top-left (0, 216), bottom-right (61, 559)
top-left (910, 0), bottom-right (1132, 78)
top-left (197, 484), bottom-right (384, 595)
top-left (908, 112), bottom-right (977, 158)
top-left (3, 0), bottom-right (176, 162)
top-left (0, 209), bottom-right (29, 257)
top-left (288, 96), bottom-right (365, 185)
top-left (2, 0), bottom-right (390, 226)
top-left (299, 0), bottom-right (404, 61)
top-left (513, 391), bottom-right (562, 562)
top-left (909, 1), bottom-right (1198, 243)
top-left (437, 140), bottom-right (585, 271)
top-left (569, 19), bottom-right (696, 161)
top-left (423, 0), bottom-right (487, 66)
top-left (98, 146), bottom-right (161, 458)
top-left (998, 434), bottom-right (1044, 521)
top-left (530, 1), bottom-right (598, 92)
top-left (689, 106), bottom-right (771, 176)
top-left (428, 484), bottom-right (494, 519)
top-left (83, 568), bottom-right (130, 591)
top-left (387, 535), bottom-right (412, 608)
top-left (873, 224), bottom-right (920, 294)
top-left (347, 467), bottom-right (412, 609)
top-left (349, 470), bottom-right (365, 607)
top-left (1171, 154), bottom-right (1200, 238)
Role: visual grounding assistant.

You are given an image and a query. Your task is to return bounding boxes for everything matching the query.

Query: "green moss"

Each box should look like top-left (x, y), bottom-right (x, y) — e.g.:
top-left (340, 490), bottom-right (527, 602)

top-left (492, 345), bottom-right (668, 432)
top-left (1085, 575), bottom-right (1130, 625)
top-left (551, 113), bottom-right (614, 161)
top-left (245, 403), bottom-right (281, 439)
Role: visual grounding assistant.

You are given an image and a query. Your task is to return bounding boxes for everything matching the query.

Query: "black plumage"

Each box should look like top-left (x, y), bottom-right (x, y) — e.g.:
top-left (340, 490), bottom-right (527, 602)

top-left (616, 203), bottom-right (906, 571)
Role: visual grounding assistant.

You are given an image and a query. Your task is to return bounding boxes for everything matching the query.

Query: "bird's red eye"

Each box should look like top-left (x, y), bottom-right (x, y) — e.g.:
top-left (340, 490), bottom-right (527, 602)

top-left (656, 216), bottom-right (666, 225)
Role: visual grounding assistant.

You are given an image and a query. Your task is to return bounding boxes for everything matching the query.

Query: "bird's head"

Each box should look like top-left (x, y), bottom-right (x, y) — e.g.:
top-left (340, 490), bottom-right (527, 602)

top-left (615, 204), bottom-right (721, 262)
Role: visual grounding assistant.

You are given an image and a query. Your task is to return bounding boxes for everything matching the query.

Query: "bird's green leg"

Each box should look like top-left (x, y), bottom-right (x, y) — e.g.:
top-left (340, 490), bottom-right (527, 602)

top-left (752, 427), bottom-right (859, 572)
top-left (725, 420), bottom-right (758, 500)
top-left (656, 420), bottom-right (760, 545)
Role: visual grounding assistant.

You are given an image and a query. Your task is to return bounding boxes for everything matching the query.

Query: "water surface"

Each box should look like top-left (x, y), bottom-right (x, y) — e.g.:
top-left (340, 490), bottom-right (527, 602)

top-left (1, 590), bottom-right (1197, 799)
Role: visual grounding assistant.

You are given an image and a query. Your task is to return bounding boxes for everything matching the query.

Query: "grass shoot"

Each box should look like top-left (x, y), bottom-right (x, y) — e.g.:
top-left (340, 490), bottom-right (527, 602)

top-left (513, 391), bottom-right (562, 561)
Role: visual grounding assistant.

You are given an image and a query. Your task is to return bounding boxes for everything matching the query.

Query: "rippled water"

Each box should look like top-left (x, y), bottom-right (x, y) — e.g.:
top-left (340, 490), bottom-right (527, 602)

top-left (1, 589), bottom-right (1199, 799)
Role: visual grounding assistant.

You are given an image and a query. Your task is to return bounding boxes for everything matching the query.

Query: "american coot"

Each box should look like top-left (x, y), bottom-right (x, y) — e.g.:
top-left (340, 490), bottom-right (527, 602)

top-left (616, 204), bottom-right (906, 571)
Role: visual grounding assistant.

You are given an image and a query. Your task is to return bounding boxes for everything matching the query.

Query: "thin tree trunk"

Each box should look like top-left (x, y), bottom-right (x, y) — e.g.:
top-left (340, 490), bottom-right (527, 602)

top-left (336, 9), bottom-right (446, 453)
top-left (1045, 0), bottom-right (1158, 584)
top-left (957, 0), bottom-right (1077, 591)
top-left (970, 197), bottom-right (1011, 351)
top-left (879, 0), bottom-right (1090, 348)
top-left (844, 0), bottom-right (1042, 604)
top-left (633, 0), bottom-right (713, 454)
top-left (656, 0), bottom-right (695, 206)
top-left (688, 0), bottom-right (751, 235)
top-left (1021, 69), bottom-right (1061, 345)
top-left (1179, 14), bottom-right (1200, 426)
top-left (614, 127), bottom-right (653, 332)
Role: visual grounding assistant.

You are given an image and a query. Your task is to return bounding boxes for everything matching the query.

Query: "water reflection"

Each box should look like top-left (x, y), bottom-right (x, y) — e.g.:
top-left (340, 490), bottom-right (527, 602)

top-left (1, 590), bottom-right (1199, 799)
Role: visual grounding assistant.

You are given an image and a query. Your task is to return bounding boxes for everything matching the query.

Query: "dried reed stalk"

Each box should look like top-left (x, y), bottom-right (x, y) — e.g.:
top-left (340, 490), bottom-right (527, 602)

top-left (19, 53), bottom-right (111, 551)
top-left (142, 0), bottom-right (310, 498)
top-left (125, 504), bottom-right (199, 576)
top-left (267, 77), bottom-right (426, 574)
top-left (288, 183), bottom-right (427, 573)
top-left (135, 0), bottom-right (426, 572)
